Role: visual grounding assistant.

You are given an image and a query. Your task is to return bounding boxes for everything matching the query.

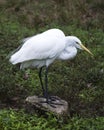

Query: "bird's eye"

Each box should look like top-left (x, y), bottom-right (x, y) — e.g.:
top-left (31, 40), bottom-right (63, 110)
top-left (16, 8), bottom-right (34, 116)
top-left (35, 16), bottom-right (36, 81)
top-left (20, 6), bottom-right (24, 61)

top-left (76, 42), bottom-right (79, 44)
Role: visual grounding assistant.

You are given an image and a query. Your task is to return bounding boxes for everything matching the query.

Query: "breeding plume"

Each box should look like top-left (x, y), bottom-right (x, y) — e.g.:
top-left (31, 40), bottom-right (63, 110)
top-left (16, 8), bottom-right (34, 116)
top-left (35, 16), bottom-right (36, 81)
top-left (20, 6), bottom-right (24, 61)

top-left (9, 29), bottom-right (93, 103)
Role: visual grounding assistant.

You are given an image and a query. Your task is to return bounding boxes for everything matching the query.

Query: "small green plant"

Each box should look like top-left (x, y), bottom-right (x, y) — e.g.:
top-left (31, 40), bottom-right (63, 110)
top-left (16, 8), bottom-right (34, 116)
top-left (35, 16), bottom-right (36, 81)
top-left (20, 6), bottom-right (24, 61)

top-left (0, 109), bottom-right (104, 130)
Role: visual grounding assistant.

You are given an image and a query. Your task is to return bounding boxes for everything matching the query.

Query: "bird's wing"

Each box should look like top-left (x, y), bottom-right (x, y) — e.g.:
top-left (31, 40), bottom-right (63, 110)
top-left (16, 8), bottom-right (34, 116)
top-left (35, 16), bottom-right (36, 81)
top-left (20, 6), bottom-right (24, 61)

top-left (21, 36), bottom-right (33, 43)
top-left (10, 34), bottom-right (65, 64)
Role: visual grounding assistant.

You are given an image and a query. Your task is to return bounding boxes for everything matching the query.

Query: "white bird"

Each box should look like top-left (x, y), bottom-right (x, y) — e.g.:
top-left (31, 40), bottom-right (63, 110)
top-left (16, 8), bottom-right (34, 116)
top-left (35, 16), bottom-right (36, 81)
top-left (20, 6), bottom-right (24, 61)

top-left (9, 28), bottom-right (93, 104)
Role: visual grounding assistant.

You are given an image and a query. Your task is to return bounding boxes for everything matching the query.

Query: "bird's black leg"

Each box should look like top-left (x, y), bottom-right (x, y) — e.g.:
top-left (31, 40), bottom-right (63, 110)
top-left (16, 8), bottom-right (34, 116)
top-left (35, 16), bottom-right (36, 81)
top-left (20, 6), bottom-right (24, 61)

top-left (39, 67), bottom-right (45, 97)
top-left (45, 67), bottom-right (49, 102)
top-left (39, 67), bottom-right (62, 107)
top-left (39, 67), bottom-right (50, 104)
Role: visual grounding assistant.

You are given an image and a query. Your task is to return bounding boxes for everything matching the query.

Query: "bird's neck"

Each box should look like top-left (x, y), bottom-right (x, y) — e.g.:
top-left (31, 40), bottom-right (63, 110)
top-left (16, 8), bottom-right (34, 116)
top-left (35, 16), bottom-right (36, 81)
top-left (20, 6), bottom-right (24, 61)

top-left (65, 36), bottom-right (74, 47)
top-left (58, 46), bottom-right (77, 60)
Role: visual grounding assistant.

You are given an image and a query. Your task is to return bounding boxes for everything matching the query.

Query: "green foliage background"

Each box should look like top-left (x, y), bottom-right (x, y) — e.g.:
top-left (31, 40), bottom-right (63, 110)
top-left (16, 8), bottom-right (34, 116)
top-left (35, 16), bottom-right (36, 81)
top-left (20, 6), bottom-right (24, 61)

top-left (0, 0), bottom-right (104, 129)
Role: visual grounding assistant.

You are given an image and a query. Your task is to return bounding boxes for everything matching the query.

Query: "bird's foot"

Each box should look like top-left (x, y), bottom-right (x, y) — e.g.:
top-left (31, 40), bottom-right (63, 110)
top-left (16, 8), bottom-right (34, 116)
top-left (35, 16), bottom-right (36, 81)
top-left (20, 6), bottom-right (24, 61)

top-left (49, 96), bottom-right (61, 101)
top-left (39, 96), bottom-right (63, 108)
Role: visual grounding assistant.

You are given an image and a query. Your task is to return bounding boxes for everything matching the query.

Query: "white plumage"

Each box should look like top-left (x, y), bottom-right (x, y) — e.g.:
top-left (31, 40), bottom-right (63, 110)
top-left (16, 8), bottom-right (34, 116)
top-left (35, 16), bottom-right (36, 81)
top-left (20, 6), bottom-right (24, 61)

top-left (10, 29), bottom-right (66, 68)
top-left (10, 28), bottom-right (91, 69)
top-left (9, 28), bottom-right (93, 103)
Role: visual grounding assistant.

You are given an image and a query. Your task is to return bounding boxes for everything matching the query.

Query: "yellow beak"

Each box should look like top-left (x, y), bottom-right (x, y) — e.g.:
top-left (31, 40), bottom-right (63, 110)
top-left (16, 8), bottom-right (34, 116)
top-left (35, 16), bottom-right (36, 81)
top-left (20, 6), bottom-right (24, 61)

top-left (80, 43), bottom-right (93, 56)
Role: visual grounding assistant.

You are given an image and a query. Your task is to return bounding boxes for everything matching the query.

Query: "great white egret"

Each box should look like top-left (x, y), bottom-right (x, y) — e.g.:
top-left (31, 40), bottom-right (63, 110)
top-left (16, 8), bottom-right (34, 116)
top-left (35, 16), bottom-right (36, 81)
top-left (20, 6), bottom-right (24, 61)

top-left (9, 28), bottom-right (93, 104)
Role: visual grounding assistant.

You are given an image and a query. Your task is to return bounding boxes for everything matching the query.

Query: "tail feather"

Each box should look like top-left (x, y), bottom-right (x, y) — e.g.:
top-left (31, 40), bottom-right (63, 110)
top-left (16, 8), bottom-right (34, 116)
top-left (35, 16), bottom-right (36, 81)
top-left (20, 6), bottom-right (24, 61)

top-left (9, 51), bottom-right (21, 64)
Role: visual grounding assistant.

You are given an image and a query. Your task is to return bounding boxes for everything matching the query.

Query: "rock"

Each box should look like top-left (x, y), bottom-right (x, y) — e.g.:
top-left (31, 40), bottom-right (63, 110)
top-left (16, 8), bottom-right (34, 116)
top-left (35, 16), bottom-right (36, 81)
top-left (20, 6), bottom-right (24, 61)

top-left (25, 95), bottom-right (69, 116)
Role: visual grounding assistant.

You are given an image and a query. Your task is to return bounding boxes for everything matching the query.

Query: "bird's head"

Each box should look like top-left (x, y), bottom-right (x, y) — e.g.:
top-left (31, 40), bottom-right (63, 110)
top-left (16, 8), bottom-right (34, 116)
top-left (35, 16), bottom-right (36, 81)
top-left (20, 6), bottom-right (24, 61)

top-left (66, 36), bottom-right (93, 56)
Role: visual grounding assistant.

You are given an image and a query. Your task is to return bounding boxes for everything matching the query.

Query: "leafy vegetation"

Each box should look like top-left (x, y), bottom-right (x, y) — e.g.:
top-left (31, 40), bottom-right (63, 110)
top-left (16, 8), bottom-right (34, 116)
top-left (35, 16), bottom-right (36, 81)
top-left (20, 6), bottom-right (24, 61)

top-left (0, 0), bottom-right (104, 129)
top-left (0, 109), bottom-right (104, 130)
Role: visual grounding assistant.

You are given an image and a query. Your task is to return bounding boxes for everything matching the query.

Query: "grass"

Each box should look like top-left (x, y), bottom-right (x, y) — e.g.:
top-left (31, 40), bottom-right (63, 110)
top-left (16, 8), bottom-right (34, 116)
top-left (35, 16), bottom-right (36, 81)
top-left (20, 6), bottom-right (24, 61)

top-left (0, 109), bottom-right (104, 130)
top-left (0, 0), bottom-right (104, 129)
